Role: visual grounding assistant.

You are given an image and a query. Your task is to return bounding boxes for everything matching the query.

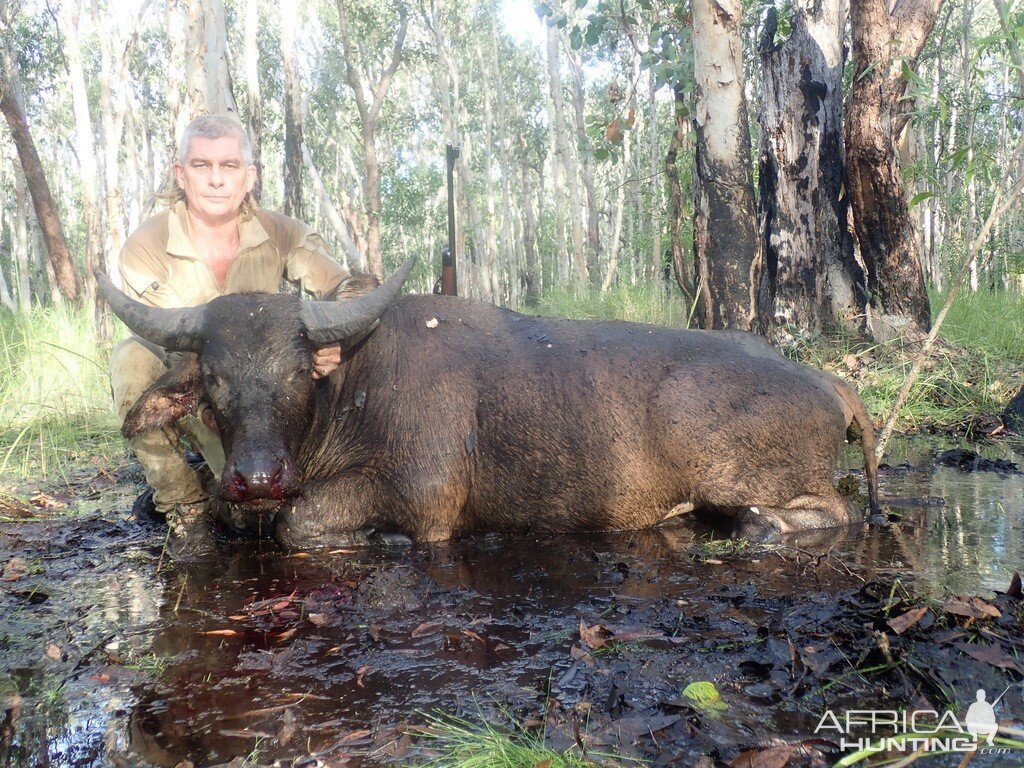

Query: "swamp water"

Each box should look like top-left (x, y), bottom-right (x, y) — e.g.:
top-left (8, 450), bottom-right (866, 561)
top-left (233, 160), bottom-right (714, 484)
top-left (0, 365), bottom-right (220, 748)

top-left (1, 438), bottom-right (1022, 767)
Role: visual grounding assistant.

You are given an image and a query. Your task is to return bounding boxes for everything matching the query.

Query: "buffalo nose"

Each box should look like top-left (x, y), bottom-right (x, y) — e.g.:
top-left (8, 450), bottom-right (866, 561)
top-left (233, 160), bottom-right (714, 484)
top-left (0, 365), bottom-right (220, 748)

top-left (228, 457), bottom-right (288, 500)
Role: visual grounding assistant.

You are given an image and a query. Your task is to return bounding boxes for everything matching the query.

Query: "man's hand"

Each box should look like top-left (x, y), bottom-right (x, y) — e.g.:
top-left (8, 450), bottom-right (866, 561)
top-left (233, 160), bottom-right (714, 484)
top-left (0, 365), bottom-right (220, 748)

top-left (312, 343), bottom-right (343, 379)
top-left (199, 404), bottom-right (220, 436)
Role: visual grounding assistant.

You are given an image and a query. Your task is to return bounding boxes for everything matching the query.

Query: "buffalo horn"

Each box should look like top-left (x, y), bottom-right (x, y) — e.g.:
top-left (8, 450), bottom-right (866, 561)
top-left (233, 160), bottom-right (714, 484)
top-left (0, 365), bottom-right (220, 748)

top-left (302, 256), bottom-right (416, 345)
top-left (94, 270), bottom-right (205, 352)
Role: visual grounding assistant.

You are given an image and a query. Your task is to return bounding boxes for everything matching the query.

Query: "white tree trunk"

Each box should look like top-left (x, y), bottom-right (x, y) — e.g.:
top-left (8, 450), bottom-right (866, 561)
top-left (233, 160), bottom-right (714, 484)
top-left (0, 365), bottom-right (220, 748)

top-left (691, 0), bottom-right (761, 329)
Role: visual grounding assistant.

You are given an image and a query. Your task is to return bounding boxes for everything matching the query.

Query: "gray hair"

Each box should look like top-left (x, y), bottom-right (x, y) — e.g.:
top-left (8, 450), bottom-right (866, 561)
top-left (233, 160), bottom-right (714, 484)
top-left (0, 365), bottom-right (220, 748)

top-left (177, 114), bottom-right (254, 165)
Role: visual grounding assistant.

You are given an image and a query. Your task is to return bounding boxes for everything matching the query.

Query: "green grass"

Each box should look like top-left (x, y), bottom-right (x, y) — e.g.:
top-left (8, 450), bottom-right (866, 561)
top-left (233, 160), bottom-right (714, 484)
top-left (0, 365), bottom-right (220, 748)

top-left (0, 305), bottom-right (123, 482)
top-left (933, 288), bottom-right (1024, 363)
top-left (534, 282), bottom-right (694, 327)
top-left (413, 712), bottom-right (638, 768)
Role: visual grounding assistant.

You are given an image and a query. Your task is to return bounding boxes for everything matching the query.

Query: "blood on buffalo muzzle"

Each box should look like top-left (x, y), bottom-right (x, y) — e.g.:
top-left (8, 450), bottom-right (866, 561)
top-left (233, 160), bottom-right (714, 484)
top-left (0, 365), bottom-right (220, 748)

top-left (220, 454), bottom-right (302, 504)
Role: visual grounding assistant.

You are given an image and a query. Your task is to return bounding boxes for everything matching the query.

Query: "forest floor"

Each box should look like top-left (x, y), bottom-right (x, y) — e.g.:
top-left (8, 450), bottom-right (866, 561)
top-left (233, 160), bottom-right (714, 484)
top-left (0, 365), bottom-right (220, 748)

top-left (1, 444), bottom-right (1023, 768)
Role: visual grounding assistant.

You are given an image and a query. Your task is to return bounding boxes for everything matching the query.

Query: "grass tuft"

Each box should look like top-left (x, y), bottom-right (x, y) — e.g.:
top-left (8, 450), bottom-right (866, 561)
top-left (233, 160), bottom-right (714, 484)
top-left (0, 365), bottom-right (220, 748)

top-left (0, 305), bottom-right (123, 481)
top-left (414, 712), bottom-right (635, 768)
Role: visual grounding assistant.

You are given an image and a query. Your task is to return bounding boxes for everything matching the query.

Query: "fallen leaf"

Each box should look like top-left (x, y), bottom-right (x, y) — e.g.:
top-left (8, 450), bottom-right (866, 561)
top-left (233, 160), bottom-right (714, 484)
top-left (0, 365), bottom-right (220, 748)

top-left (730, 744), bottom-right (798, 768)
top-left (276, 709), bottom-right (298, 746)
top-left (462, 629), bottom-right (486, 644)
top-left (44, 644), bottom-right (65, 661)
top-left (579, 620), bottom-right (614, 650)
top-left (29, 492), bottom-right (66, 510)
top-left (228, 615), bottom-right (247, 621)
top-left (944, 597), bottom-right (1001, 620)
top-left (328, 549), bottom-right (358, 555)
top-left (887, 605), bottom-right (929, 635)
top-left (411, 621), bottom-right (443, 638)
top-left (89, 674), bottom-right (111, 683)
top-left (681, 681), bottom-right (728, 715)
top-left (275, 627), bottom-right (297, 642)
top-left (307, 613), bottom-right (330, 627)
top-left (2, 557), bottom-right (28, 581)
top-left (570, 645), bottom-right (595, 666)
top-left (219, 728), bottom-right (274, 739)
top-left (368, 624), bottom-right (381, 641)
top-left (956, 642), bottom-right (1024, 674)
top-left (355, 665), bottom-right (371, 688)
top-left (201, 629), bottom-right (241, 637)
top-left (286, 552), bottom-right (310, 559)
top-left (337, 728), bottom-right (372, 744)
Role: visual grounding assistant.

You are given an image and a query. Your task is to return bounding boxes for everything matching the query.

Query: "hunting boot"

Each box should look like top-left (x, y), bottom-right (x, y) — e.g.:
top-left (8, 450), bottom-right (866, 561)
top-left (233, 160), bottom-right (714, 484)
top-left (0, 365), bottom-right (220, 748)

top-left (166, 503), bottom-right (216, 560)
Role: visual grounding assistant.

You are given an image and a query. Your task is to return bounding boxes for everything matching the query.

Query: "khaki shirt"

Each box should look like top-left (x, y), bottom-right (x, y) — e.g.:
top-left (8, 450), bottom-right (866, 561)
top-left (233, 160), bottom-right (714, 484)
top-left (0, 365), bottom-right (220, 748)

top-left (119, 199), bottom-right (347, 308)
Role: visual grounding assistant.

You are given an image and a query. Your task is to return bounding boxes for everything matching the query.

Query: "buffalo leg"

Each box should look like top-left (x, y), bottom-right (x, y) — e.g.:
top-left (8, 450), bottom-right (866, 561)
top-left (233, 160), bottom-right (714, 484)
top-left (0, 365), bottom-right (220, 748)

top-left (274, 477), bottom-right (379, 548)
top-left (734, 494), bottom-right (861, 543)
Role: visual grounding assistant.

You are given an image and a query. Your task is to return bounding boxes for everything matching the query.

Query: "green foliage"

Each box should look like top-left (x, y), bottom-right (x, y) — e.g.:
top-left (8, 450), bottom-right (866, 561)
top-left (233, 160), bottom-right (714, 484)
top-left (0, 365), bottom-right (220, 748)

top-left (0, 306), bottom-right (122, 480)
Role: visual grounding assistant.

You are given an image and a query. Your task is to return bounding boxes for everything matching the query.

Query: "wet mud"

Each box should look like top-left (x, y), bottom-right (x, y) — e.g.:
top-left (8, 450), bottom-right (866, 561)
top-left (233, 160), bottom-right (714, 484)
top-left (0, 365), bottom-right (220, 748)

top-left (1, 442), bottom-right (1023, 767)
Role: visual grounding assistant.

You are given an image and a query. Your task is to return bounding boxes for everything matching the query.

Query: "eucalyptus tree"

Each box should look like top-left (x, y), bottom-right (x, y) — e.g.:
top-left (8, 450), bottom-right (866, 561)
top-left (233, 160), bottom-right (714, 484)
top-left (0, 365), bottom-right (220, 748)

top-left (846, 0), bottom-right (941, 338)
top-left (0, 1), bottom-right (80, 304)
top-left (756, 1), bottom-right (864, 336)
top-left (690, 0), bottom-right (759, 329)
top-left (334, 0), bottom-right (409, 278)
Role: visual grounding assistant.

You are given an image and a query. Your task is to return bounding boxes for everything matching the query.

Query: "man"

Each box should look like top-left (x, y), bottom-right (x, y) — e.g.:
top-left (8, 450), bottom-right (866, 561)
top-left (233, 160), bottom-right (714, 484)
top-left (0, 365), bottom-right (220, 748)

top-left (110, 114), bottom-right (349, 558)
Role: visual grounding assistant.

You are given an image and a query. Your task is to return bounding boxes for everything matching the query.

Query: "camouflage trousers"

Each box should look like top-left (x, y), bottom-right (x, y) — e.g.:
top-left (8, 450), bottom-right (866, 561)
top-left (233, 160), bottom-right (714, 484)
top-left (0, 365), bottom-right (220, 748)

top-left (109, 337), bottom-right (225, 515)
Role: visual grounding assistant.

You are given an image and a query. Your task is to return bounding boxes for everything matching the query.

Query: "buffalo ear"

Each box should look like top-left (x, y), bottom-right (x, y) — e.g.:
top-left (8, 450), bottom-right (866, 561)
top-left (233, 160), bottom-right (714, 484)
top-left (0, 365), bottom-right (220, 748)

top-left (327, 273), bottom-right (381, 301)
top-left (121, 354), bottom-right (202, 438)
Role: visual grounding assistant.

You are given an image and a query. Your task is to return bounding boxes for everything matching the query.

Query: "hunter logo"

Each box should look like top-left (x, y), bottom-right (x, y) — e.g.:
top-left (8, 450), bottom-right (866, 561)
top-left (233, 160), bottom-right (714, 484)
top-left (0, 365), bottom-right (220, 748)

top-left (814, 687), bottom-right (1011, 756)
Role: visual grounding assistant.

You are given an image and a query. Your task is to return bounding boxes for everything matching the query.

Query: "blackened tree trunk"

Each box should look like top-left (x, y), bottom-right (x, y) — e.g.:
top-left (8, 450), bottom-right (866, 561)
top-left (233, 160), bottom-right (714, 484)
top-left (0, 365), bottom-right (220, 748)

top-left (758, 1), bottom-right (864, 335)
top-left (0, 63), bottom-right (81, 303)
top-left (846, 0), bottom-right (940, 337)
top-left (691, 0), bottom-right (760, 330)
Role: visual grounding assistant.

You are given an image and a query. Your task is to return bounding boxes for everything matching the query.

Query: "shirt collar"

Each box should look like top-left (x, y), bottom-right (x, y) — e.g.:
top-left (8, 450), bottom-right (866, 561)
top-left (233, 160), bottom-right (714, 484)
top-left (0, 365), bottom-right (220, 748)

top-left (166, 197), bottom-right (270, 258)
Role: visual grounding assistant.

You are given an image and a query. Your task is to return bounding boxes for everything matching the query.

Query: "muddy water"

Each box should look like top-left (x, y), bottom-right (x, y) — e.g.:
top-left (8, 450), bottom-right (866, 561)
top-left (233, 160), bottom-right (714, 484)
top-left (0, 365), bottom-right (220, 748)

top-left (1, 439), bottom-right (1022, 767)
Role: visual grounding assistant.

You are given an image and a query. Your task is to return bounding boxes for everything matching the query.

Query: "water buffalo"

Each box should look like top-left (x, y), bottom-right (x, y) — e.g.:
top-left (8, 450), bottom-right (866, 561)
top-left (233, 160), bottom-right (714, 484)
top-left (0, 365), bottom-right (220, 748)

top-left (98, 257), bottom-right (879, 547)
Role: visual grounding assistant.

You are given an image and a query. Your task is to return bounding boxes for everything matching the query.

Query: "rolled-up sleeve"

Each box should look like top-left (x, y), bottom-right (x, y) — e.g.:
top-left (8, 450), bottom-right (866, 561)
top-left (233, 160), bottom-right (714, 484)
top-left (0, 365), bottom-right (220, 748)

top-left (285, 225), bottom-right (349, 300)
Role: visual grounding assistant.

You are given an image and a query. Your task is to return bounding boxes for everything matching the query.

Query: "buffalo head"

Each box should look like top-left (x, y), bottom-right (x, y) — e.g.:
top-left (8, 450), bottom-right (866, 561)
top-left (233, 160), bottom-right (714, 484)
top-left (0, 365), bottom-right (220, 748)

top-left (98, 257), bottom-right (415, 511)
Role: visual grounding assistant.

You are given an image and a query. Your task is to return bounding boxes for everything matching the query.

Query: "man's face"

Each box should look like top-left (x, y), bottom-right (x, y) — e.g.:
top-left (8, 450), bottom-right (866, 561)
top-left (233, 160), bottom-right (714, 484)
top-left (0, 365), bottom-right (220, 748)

top-left (174, 135), bottom-right (257, 223)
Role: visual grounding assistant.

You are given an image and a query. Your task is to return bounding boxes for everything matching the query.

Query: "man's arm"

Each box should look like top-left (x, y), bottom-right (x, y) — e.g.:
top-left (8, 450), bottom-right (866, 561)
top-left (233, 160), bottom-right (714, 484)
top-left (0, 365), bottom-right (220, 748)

top-left (283, 224), bottom-right (352, 379)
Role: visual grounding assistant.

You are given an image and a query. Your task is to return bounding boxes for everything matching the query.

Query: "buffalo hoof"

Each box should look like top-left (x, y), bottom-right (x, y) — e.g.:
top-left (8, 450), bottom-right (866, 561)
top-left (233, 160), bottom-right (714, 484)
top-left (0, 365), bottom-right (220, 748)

top-left (734, 506), bottom-right (783, 544)
top-left (370, 531), bottom-right (414, 549)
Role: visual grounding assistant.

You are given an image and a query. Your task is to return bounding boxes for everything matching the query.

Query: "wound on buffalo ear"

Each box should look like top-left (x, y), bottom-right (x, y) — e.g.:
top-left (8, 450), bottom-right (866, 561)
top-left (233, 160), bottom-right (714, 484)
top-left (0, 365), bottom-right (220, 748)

top-left (121, 354), bottom-right (202, 438)
top-left (326, 273), bottom-right (381, 301)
